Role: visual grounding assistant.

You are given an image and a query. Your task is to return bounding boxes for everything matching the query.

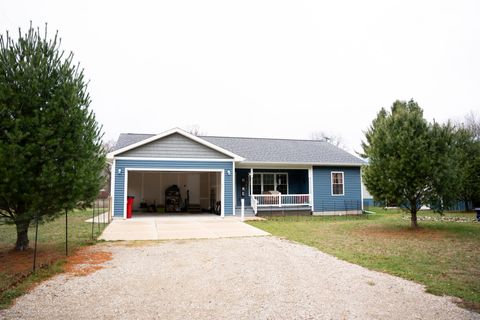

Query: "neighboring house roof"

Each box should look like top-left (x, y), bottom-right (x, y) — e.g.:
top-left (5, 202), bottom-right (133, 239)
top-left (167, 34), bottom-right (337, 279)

top-left (111, 130), bottom-right (365, 166)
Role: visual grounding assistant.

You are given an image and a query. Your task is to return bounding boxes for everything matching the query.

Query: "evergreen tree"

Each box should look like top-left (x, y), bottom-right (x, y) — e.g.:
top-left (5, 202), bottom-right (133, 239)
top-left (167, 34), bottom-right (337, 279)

top-left (0, 24), bottom-right (105, 250)
top-left (455, 126), bottom-right (480, 210)
top-left (361, 100), bottom-right (461, 227)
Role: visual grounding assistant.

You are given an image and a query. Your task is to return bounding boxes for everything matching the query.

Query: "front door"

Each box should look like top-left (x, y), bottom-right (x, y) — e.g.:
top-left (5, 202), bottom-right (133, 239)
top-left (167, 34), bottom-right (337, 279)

top-left (236, 172), bottom-right (251, 207)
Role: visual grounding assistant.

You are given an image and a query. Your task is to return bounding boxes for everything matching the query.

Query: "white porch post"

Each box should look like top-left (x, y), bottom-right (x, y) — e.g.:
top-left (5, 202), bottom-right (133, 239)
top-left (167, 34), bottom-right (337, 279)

top-left (360, 167), bottom-right (364, 213)
top-left (241, 198), bottom-right (245, 221)
top-left (220, 170), bottom-right (225, 218)
top-left (141, 172), bottom-right (144, 205)
top-left (250, 168), bottom-right (253, 196)
top-left (110, 159), bottom-right (116, 219)
top-left (232, 161), bottom-right (236, 215)
top-left (308, 166), bottom-right (314, 210)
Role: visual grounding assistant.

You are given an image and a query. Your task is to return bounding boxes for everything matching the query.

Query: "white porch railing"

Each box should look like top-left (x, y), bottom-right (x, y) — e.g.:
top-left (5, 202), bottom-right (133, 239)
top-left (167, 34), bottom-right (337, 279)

top-left (251, 194), bottom-right (311, 208)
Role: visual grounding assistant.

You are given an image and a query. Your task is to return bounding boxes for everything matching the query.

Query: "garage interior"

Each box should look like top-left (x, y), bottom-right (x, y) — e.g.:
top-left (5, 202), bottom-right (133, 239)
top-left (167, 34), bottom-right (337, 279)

top-left (127, 171), bottom-right (222, 216)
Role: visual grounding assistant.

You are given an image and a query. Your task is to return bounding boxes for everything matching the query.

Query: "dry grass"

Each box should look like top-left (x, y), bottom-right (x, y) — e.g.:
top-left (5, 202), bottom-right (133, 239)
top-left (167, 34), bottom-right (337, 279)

top-left (248, 209), bottom-right (480, 312)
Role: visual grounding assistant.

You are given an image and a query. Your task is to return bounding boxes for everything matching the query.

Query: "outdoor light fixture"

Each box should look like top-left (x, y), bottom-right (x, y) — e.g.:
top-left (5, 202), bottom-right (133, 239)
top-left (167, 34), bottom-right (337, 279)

top-left (227, 170), bottom-right (231, 176)
top-left (118, 168), bottom-right (122, 174)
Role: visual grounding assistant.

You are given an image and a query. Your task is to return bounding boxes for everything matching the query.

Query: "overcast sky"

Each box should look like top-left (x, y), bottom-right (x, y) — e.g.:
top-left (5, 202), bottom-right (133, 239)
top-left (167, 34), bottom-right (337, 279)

top-left (2, 1), bottom-right (479, 153)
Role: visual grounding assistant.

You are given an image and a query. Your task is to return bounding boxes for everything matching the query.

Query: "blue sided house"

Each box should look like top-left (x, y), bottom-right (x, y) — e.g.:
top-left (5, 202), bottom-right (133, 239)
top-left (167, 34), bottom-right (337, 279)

top-left (108, 128), bottom-right (365, 218)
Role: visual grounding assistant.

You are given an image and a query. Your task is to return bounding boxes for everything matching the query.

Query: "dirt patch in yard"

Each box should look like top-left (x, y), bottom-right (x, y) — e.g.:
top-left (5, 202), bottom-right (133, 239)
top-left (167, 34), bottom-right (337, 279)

top-left (0, 246), bottom-right (63, 291)
top-left (354, 225), bottom-right (447, 240)
top-left (0, 247), bottom-right (62, 274)
top-left (64, 247), bottom-right (112, 277)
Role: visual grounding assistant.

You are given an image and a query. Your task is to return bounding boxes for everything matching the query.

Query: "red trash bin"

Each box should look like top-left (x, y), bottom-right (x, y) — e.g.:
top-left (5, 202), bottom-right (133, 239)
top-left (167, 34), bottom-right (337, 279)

top-left (127, 196), bottom-right (134, 219)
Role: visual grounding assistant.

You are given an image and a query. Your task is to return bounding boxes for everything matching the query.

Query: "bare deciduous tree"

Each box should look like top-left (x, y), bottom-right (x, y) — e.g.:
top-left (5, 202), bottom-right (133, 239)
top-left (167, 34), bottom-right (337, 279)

top-left (102, 139), bottom-right (117, 195)
top-left (463, 111), bottom-right (480, 140)
top-left (310, 131), bottom-right (346, 149)
top-left (102, 139), bottom-right (117, 153)
top-left (186, 124), bottom-right (206, 136)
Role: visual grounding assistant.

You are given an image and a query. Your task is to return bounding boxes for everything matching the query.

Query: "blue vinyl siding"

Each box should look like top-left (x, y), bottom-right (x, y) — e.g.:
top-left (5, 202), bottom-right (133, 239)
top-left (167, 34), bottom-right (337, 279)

top-left (313, 166), bottom-right (362, 212)
top-left (286, 170), bottom-right (308, 194)
top-left (113, 159), bottom-right (234, 217)
top-left (234, 169), bottom-right (309, 207)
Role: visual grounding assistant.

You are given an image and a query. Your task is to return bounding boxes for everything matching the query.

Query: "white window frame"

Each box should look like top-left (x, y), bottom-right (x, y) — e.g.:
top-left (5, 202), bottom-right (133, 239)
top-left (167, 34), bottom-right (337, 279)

top-left (331, 171), bottom-right (345, 196)
top-left (252, 172), bottom-right (289, 194)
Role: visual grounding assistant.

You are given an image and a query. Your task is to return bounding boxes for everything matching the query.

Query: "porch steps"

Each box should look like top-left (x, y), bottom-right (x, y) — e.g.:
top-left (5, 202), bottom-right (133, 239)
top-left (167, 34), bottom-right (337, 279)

top-left (256, 205), bottom-right (312, 217)
top-left (234, 206), bottom-right (313, 216)
top-left (234, 206), bottom-right (256, 216)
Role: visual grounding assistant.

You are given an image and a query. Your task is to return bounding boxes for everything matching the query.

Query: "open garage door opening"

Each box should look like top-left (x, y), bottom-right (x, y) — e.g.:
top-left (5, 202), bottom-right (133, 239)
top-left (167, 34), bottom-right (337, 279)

top-left (126, 170), bottom-right (222, 217)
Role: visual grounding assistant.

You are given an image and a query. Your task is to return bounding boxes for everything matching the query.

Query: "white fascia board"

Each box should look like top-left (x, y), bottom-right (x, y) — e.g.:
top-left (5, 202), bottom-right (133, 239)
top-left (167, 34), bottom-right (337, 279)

top-left (114, 156), bottom-right (234, 162)
top-left (236, 161), bottom-right (364, 169)
top-left (126, 168), bottom-right (224, 173)
top-left (312, 162), bottom-right (364, 167)
top-left (107, 127), bottom-right (245, 161)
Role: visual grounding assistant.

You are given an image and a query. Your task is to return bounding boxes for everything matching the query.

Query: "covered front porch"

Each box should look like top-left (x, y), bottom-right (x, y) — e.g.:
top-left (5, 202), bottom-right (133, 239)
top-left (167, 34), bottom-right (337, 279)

top-left (235, 168), bottom-right (313, 215)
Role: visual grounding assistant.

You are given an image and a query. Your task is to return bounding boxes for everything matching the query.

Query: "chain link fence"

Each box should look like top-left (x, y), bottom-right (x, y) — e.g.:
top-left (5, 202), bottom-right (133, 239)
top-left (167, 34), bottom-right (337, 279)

top-left (0, 197), bottom-right (112, 296)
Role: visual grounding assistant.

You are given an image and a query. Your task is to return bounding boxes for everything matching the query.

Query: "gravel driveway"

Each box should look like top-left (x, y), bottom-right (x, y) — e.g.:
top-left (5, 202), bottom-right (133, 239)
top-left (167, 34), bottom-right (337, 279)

top-left (2, 237), bottom-right (478, 320)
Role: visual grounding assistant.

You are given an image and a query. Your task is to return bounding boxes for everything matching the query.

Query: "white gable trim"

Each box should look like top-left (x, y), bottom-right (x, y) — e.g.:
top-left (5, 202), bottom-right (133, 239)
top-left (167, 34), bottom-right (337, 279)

top-left (107, 128), bottom-right (245, 161)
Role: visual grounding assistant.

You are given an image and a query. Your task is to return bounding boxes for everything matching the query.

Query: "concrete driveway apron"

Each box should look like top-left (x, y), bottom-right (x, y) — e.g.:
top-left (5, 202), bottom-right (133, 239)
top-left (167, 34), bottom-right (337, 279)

top-left (99, 214), bottom-right (269, 241)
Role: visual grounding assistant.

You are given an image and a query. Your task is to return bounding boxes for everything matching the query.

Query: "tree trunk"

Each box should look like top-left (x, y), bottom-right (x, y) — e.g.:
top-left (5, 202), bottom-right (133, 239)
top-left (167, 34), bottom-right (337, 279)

top-left (410, 210), bottom-right (418, 228)
top-left (15, 220), bottom-right (31, 251)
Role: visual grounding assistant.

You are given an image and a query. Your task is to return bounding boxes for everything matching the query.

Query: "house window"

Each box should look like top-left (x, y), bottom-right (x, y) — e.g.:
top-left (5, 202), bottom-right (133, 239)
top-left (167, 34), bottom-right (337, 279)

top-left (263, 174), bottom-right (275, 192)
top-left (331, 172), bottom-right (344, 196)
top-left (276, 174), bottom-right (288, 194)
top-left (252, 174), bottom-right (262, 194)
top-left (252, 173), bottom-right (289, 194)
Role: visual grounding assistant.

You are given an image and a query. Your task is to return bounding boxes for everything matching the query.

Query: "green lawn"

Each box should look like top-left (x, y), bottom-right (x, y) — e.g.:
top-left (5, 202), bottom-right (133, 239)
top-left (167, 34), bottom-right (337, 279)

top-left (248, 208), bottom-right (480, 312)
top-left (0, 209), bottom-right (108, 309)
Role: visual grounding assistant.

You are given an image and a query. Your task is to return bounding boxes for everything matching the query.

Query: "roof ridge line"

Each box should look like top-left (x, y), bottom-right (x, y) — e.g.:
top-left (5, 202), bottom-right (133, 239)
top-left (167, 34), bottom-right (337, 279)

top-left (121, 132), bottom-right (327, 142)
top-left (202, 135), bottom-right (327, 142)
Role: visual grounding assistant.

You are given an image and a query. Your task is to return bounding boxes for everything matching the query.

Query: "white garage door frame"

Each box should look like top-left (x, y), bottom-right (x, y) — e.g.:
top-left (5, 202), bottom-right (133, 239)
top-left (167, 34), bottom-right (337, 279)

top-left (123, 168), bottom-right (225, 219)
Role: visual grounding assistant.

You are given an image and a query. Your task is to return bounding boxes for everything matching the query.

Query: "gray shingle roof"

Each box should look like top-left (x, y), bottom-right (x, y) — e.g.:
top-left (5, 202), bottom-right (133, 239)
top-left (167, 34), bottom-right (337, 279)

top-left (113, 133), bottom-right (364, 165)
top-left (202, 136), bottom-right (364, 165)
top-left (113, 133), bottom-right (155, 151)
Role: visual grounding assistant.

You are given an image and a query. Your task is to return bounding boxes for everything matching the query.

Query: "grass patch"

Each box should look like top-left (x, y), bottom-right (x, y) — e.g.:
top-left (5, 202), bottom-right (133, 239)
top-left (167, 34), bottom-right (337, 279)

top-left (0, 209), bottom-right (108, 309)
top-left (248, 208), bottom-right (480, 312)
